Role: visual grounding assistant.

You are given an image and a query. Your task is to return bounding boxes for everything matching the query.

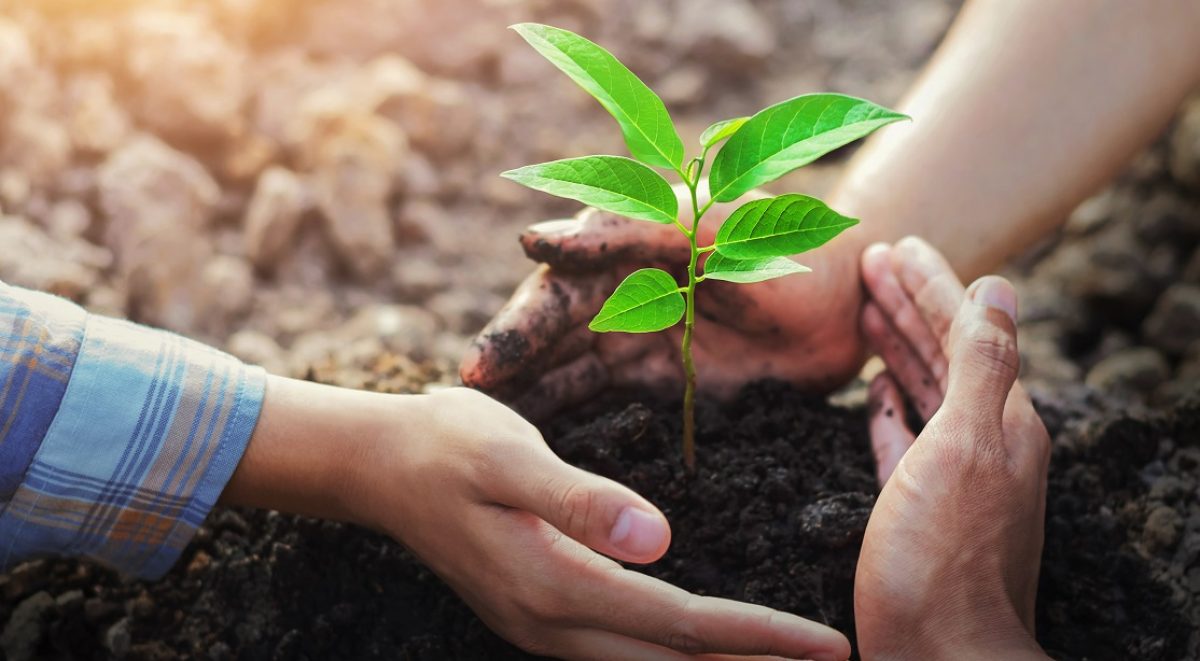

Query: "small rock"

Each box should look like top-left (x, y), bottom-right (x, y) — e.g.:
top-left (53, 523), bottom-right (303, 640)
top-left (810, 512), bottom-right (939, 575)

top-left (124, 10), bottom-right (246, 140)
top-left (1143, 284), bottom-right (1200, 355)
top-left (62, 72), bottom-right (131, 155)
top-left (187, 550), bottom-right (214, 577)
top-left (1037, 224), bottom-right (1164, 318)
top-left (1066, 189), bottom-right (1122, 236)
top-left (44, 199), bottom-right (91, 239)
top-left (99, 134), bottom-right (220, 330)
top-left (1169, 97), bottom-right (1200, 190)
top-left (0, 214), bottom-right (111, 299)
top-left (129, 591), bottom-right (155, 619)
top-left (83, 597), bottom-right (121, 624)
top-left (299, 110), bottom-right (403, 280)
top-left (104, 617), bottom-right (132, 658)
top-left (226, 329), bottom-right (287, 375)
top-left (1149, 475), bottom-right (1191, 502)
top-left (54, 589), bottom-right (85, 612)
top-left (1183, 248), bottom-right (1200, 284)
top-left (195, 255), bottom-right (255, 335)
top-left (1, 591), bottom-right (54, 661)
top-left (1086, 347), bottom-right (1169, 395)
top-left (1133, 190), bottom-right (1200, 244)
top-left (1, 111), bottom-right (72, 192)
top-left (1144, 505), bottom-right (1183, 552)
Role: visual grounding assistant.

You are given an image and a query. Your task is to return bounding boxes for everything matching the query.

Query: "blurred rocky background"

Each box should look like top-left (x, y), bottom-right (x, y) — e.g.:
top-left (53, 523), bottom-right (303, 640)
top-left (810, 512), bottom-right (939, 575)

top-left (0, 0), bottom-right (1194, 419)
top-left (0, 0), bottom-right (962, 392)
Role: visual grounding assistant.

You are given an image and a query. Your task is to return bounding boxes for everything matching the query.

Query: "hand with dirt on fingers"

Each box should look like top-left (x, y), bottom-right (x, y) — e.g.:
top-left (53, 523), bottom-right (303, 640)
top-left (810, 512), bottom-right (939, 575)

top-left (460, 185), bottom-right (868, 421)
top-left (853, 237), bottom-right (1051, 659)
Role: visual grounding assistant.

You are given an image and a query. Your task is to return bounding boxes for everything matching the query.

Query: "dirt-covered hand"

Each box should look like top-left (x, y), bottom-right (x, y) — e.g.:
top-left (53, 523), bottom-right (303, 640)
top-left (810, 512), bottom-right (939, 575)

top-left (854, 257), bottom-right (1051, 659)
top-left (359, 387), bottom-right (850, 661)
top-left (459, 186), bottom-right (866, 421)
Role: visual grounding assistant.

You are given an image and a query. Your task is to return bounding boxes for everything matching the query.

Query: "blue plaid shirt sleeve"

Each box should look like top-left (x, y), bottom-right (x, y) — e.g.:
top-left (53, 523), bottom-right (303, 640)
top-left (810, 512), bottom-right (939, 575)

top-left (0, 281), bottom-right (266, 579)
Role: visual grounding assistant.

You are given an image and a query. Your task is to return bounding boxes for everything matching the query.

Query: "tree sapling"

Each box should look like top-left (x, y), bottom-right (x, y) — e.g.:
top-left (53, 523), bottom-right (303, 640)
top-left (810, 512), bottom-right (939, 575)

top-left (502, 23), bottom-right (907, 468)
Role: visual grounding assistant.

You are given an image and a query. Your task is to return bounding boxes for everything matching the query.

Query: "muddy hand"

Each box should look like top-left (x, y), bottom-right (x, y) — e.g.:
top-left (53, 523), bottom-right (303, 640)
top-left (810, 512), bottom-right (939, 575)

top-left (363, 387), bottom-right (850, 661)
top-left (461, 186), bottom-right (867, 421)
top-left (854, 269), bottom-right (1051, 660)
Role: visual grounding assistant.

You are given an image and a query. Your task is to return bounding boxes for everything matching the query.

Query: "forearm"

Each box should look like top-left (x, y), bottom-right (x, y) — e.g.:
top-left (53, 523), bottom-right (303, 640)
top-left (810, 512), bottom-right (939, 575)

top-left (832, 0), bottom-right (1200, 278)
top-left (220, 375), bottom-right (417, 529)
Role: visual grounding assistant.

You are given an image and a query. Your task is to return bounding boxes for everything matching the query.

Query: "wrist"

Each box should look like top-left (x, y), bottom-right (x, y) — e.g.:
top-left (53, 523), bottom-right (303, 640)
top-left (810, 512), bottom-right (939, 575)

top-left (221, 376), bottom-right (423, 529)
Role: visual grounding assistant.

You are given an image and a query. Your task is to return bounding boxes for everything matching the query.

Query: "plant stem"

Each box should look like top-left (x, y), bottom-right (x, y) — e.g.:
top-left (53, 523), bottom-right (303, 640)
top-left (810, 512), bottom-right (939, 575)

top-left (680, 172), bottom-right (703, 471)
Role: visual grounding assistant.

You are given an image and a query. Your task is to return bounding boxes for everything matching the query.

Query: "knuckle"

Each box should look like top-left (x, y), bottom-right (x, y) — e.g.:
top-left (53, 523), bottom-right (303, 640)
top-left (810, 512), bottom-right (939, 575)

top-left (664, 622), bottom-right (706, 655)
top-left (555, 481), bottom-right (597, 537)
top-left (661, 598), bottom-right (707, 654)
top-left (965, 325), bottom-right (1019, 378)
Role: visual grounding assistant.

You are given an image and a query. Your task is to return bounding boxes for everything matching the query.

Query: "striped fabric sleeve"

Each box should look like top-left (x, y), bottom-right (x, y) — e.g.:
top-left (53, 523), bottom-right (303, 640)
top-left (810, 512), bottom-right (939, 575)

top-left (0, 282), bottom-right (266, 579)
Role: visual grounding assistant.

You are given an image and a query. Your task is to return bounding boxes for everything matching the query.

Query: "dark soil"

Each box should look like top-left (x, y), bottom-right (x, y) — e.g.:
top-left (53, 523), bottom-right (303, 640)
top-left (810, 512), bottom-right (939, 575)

top-left (6, 382), bottom-right (1197, 660)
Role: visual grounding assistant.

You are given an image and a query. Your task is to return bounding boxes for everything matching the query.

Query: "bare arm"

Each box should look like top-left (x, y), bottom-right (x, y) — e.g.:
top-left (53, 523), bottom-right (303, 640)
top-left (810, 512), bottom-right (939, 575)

top-left (836, 0), bottom-right (1200, 277)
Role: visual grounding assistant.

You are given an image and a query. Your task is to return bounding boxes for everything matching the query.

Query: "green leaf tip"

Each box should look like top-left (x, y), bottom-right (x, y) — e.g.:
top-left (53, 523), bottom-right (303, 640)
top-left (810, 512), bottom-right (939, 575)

top-left (710, 93), bottom-right (906, 202)
top-left (510, 22), bottom-right (684, 170)
top-left (589, 268), bottom-right (685, 333)
top-left (714, 194), bottom-right (859, 260)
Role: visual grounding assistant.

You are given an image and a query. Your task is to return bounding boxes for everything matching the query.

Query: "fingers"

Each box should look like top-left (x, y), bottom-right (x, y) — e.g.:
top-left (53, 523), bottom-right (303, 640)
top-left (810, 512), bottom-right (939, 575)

top-left (510, 353), bottom-right (609, 422)
top-left (868, 372), bottom-right (916, 486)
top-left (488, 443), bottom-right (672, 564)
top-left (552, 629), bottom-right (794, 661)
top-left (943, 276), bottom-right (1021, 422)
top-left (890, 236), bottom-right (966, 357)
top-left (861, 243), bottom-right (947, 386)
top-left (521, 209), bottom-right (691, 273)
top-left (460, 265), bottom-right (613, 394)
top-left (569, 568), bottom-right (851, 660)
top-left (861, 302), bottom-right (942, 420)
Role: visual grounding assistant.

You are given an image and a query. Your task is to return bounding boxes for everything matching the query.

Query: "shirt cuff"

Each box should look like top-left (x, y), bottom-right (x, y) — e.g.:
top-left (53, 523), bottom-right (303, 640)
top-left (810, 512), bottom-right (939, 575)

top-left (0, 314), bottom-right (266, 579)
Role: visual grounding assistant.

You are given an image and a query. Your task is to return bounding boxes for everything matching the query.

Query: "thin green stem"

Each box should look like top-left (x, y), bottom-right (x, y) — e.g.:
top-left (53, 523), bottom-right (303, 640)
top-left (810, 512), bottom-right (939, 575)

top-left (679, 163), bottom-right (706, 471)
top-left (697, 245), bottom-right (716, 253)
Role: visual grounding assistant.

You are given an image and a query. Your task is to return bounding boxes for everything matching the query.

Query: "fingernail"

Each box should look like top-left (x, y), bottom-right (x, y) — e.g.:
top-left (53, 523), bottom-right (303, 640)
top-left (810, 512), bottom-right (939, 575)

top-left (525, 219), bottom-right (576, 237)
top-left (610, 507), bottom-right (668, 557)
top-left (970, 277), bottom-right (1017, 324)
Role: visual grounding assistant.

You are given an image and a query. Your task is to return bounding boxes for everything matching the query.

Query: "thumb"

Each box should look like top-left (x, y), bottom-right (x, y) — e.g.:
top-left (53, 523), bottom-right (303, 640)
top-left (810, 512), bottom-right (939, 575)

top-left (944, 276), bottom-right (1021, 420)
top-left (491, 444), bottom-right (672, 564)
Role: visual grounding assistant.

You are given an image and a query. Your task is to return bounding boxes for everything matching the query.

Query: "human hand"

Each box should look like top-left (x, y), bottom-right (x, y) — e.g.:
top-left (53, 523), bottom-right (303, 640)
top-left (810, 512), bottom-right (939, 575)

top-left (853, 238), bottom-right (1051, 659)
top-left (460, 186), bottom-right (868, 420)
top-left (357, 387), bottom-right (850, 661)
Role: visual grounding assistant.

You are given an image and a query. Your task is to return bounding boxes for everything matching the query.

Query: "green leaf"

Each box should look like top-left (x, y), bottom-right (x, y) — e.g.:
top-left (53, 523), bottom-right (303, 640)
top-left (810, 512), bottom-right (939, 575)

top-left (699, 117), bottom-right (749, 150)
top-left (709, 94), bottom-right (907, 202)
top-left (512, 23), bottom-right (684, 170)
top-left (589, 268), bottom-right (685, 333)
top-left (703, 253), bottom-right (811, 284)
top-left (714, 194), bottom-right (859, 259)
top-left (502, 156), bottom-right (677, 224)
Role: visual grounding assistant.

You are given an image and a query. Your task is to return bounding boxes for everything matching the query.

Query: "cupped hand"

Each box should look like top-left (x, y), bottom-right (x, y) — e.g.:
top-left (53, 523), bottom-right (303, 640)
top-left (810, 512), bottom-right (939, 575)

top-left (360, 387), bottom-right (850, 661)
top-left (854, 238), bottom-right (1050, 660)
top-left (460, 185), bottom-right (868, 420)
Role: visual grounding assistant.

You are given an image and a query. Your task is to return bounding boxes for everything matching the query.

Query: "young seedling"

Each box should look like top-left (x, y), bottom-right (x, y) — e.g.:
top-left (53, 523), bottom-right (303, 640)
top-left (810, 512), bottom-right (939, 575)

top-left (503, 23), bottom-right (907, 469)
